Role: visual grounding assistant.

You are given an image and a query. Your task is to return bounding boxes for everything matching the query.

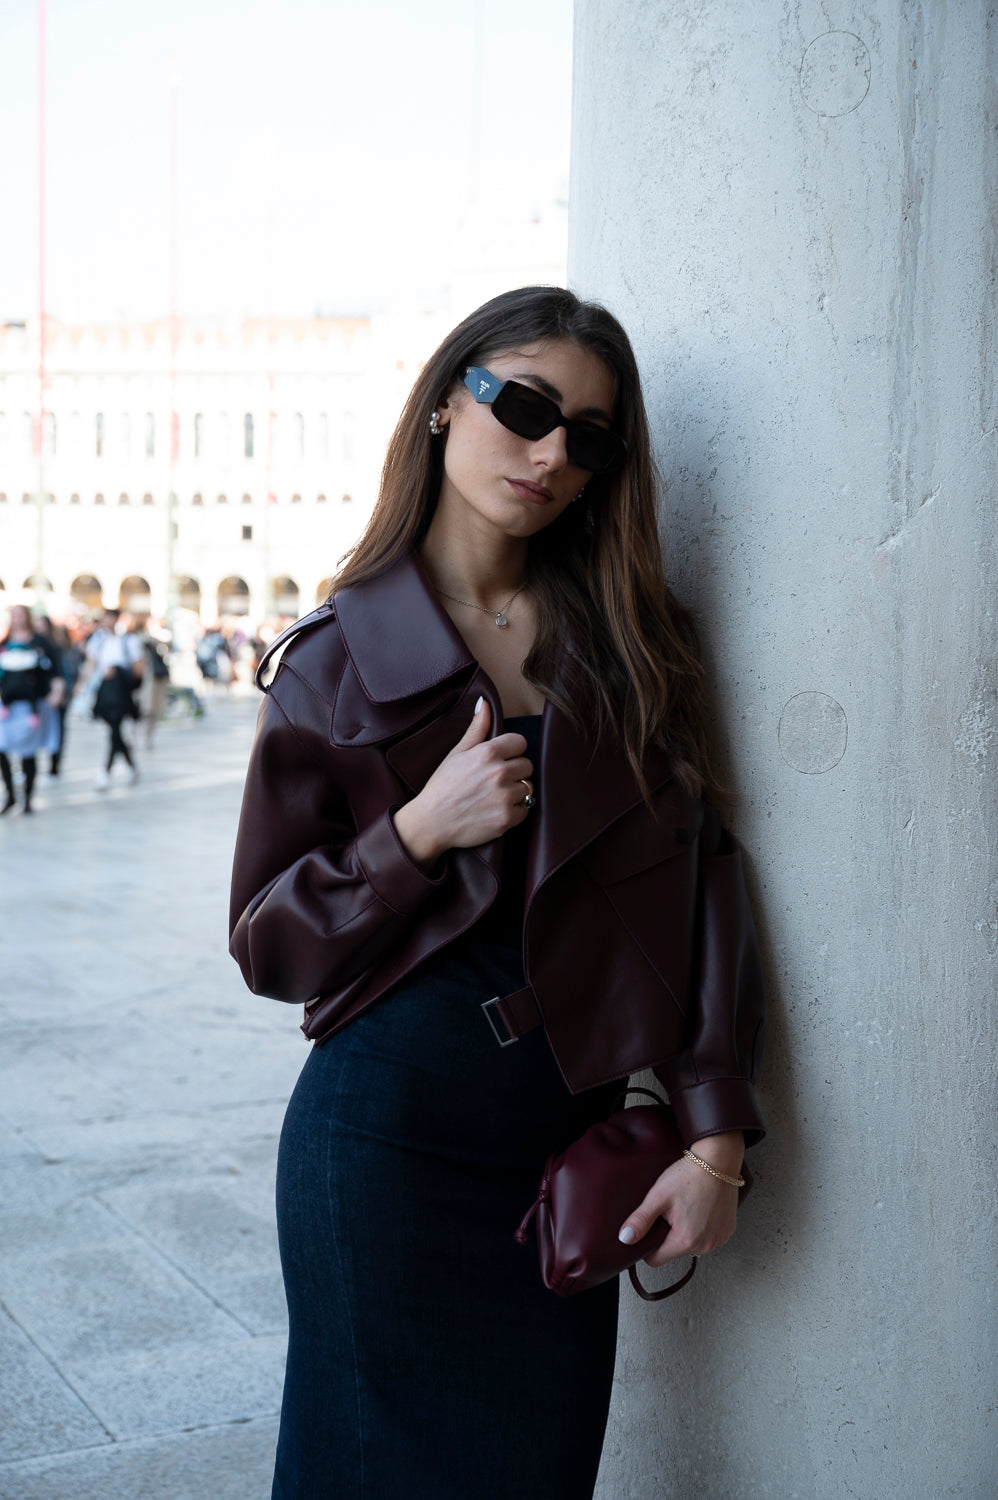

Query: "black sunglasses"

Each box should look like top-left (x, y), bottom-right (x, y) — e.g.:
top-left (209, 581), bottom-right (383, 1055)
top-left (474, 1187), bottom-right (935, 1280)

top-left (462, 366), bottom-right (627, 474)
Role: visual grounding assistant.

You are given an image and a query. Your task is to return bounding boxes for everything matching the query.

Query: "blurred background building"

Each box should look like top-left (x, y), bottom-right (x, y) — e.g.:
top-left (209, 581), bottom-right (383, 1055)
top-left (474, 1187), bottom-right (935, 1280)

top-left (2, 313), bottom-right (399, 623)
top-left (0, 208), bottom-right (567, 627)
top-left (2, 314), bottom-right (375, 622)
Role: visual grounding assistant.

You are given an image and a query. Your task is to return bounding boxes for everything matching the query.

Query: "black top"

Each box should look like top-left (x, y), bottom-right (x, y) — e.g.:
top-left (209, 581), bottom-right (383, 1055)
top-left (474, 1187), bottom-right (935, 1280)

top-left (0, 634), bottom-right (56, 708)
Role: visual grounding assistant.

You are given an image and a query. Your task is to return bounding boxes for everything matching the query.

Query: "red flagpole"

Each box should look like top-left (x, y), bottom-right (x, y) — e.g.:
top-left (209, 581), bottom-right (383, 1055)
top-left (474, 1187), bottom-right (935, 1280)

top-left (166, 71), bottom-right (180, 622)
top-left (35, 0), bottom-right (47, 590)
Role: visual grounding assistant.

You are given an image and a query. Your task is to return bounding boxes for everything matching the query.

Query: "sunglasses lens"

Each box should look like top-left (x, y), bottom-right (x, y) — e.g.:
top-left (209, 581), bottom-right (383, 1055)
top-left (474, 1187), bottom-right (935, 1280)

top-left (569, 426), bottom-right (627, 473)
top-left (492, 382), bottom-right (558, 440)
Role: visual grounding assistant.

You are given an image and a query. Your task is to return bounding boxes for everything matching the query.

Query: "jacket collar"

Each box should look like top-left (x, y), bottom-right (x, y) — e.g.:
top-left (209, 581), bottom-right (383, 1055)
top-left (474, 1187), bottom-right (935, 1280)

top-left (329, 553), bottom-right (678, 892)
top-left (334, 552), bottom-right (475, 703)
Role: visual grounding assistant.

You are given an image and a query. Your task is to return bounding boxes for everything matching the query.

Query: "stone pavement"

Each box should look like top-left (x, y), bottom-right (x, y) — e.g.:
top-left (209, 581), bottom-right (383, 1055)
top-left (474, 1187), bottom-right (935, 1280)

top-left (0, 691), bottom-right (304, 1499)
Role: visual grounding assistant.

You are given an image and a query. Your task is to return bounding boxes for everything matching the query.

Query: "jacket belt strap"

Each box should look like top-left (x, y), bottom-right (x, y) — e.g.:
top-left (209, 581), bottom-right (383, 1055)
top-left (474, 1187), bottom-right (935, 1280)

top-left (481, 986), bottom-right (543, 1047)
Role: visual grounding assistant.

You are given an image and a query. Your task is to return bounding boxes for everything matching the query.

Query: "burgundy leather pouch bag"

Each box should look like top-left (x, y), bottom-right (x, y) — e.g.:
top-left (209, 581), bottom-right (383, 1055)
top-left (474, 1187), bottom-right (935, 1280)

top-left (515, 1088), bottom-right (748, 1301)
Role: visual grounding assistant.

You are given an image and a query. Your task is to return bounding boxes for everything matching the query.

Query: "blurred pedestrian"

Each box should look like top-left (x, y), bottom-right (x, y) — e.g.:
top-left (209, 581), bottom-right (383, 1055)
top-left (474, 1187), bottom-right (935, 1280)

top-left (34, 615), bottom-right (81, 776)
top-left (138, 617), bottom-right (172, 749)
top-left (83, 608), bottom-right (144, 789)
top-left (0, 604), bottom-right (64, 815)
top-left (196, 623), bottom-right (232, 692)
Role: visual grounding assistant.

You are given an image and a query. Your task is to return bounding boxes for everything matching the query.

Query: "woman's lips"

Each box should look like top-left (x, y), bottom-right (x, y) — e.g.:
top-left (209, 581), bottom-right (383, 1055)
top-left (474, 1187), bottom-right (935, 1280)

top-left (506, 478), bottom-right (555, 504)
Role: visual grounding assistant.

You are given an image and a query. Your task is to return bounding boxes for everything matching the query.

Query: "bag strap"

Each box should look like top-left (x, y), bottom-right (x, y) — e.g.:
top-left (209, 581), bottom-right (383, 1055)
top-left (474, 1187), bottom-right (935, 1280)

top-left (609, 1088), bottom-right (698, 1300)
top-left (629, 1257), bottom-right (697, 1301)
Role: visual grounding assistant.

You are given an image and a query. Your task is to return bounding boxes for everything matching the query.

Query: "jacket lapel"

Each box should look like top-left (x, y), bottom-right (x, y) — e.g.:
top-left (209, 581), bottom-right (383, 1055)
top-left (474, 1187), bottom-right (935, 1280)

top-left (526, 661), bottom-right (676, 908)
top-left (331, 555), bottom-right (504, 887)
top-left (383, 673), bottom-right (499, 793)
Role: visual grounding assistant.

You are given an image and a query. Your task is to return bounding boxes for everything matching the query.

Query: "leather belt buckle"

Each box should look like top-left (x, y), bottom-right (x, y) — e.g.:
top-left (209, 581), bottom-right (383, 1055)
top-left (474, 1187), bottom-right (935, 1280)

top-left (482, 995), bottom-right (517, 1048)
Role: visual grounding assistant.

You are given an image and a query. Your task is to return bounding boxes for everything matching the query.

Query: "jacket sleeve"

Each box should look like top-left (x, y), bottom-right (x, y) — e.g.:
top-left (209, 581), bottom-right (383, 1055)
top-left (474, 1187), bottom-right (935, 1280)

top-left (228, 679), bottom-right (448, 1005)
top-left (654, 815), bottom-right (767, 1148)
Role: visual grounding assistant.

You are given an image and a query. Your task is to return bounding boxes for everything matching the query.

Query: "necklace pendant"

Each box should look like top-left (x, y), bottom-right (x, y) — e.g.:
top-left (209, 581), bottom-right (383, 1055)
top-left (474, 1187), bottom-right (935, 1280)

top-left (495, 611), bottom-right (509, 629)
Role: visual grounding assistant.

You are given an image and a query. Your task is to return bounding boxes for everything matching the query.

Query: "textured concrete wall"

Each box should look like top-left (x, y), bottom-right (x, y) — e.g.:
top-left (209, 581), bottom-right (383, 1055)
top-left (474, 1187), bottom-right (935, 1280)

top-left (571, 4), bottom-right (997, 1496)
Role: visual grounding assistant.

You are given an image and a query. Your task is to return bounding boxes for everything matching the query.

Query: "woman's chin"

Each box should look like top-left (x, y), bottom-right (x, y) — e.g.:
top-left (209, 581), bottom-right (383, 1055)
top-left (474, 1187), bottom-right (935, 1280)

top-left (485, 500), bottom-right (566, 541)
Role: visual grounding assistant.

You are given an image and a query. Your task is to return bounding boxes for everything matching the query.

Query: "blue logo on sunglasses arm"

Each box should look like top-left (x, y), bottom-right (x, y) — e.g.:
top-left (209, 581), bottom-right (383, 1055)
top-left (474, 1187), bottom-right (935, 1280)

top-left (466, 367), bottom-right (503, 403)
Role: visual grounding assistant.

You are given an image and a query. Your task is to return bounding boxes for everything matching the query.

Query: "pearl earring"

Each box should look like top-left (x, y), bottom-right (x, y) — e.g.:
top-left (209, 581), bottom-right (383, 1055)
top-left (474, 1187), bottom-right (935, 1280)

top-left (429, 411), bottom-right (442, 436)
top-left (572, 487), bottom-right (586, 503)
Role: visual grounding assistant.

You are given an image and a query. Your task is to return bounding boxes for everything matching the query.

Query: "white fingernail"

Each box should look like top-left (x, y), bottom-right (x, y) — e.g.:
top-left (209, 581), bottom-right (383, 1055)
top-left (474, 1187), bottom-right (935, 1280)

top-left (618, 1225), bottom-right (637, 1245)
top-left (474, 696), bottom-right (484, 715)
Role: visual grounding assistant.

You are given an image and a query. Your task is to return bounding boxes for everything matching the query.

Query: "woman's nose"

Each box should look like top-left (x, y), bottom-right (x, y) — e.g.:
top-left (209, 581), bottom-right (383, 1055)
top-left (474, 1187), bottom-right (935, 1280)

top-left (529, 422), bottom-right (569, 471)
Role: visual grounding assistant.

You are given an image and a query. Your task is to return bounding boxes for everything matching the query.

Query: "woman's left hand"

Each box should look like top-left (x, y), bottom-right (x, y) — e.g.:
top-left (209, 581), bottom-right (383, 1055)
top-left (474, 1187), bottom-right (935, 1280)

top-left (617, 1130), bottom-right (744, 1267)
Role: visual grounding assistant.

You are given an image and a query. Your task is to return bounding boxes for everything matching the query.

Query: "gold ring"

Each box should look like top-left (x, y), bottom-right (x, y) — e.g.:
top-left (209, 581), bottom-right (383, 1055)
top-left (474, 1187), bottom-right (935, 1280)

top-left (518, 778), bottom-right (536, 810)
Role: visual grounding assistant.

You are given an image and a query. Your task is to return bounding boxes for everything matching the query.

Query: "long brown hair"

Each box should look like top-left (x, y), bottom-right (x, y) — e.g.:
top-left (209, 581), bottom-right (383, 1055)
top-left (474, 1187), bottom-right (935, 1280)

top-left (330, 286), bottom-right (726, 804)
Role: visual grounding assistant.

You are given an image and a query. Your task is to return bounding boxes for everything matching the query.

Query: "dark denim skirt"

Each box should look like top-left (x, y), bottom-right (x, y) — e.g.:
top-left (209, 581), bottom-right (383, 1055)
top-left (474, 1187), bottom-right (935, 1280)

top-left (272, 934), bottom-right (621, 1500)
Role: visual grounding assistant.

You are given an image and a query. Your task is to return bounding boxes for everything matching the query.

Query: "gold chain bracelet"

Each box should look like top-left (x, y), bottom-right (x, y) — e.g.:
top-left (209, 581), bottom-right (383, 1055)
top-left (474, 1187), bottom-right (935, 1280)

top-left (683, 1149), bottom-right (745, 1188)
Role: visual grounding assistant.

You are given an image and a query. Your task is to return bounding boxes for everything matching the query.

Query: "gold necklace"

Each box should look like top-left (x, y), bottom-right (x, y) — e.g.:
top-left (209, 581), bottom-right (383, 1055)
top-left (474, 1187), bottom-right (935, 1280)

top-left (435, 583), bottom-right (526, 630)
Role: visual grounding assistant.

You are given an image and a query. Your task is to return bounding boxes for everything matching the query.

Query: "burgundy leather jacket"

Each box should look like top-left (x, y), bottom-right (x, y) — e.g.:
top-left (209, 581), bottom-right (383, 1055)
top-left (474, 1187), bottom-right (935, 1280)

top-left (229, 553), bottom-right (766, 1148)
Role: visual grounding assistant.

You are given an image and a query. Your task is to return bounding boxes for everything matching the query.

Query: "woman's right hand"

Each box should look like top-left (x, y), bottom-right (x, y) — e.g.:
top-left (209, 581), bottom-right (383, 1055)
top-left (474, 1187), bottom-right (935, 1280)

top-left (392, 697), bottom-right (534, 870)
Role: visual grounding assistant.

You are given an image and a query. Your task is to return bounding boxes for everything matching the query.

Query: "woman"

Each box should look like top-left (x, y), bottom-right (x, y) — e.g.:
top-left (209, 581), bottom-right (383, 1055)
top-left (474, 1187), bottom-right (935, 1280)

top-left (137, 618), bottom-right (172, 749)
top-left (83, 608), bottom-right (144, 789)
top-left (229, 287), bottom-right (766, 1499)
top-left (34, 615), bottom-right (80, 776)
top-left (0, 604), bottom-right (64, 815)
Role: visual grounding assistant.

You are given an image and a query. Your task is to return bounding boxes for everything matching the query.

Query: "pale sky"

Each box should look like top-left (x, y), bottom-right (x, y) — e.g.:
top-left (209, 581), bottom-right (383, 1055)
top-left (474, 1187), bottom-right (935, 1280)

top-left (0, 0), bottom-right (574, 323)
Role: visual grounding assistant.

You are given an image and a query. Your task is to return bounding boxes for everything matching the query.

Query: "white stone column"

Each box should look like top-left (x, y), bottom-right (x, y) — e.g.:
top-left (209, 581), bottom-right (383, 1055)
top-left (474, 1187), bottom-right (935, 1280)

top-left (571, 4), bottom-right (997, 1496)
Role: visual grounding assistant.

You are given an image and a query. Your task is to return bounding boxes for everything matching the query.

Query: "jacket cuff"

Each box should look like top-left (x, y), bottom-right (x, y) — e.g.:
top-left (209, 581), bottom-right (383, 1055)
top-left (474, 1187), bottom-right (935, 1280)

top-left (354, 806), bottom-right (447, 916)
top-left (654, 1073), bottom-right (767, 1150)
